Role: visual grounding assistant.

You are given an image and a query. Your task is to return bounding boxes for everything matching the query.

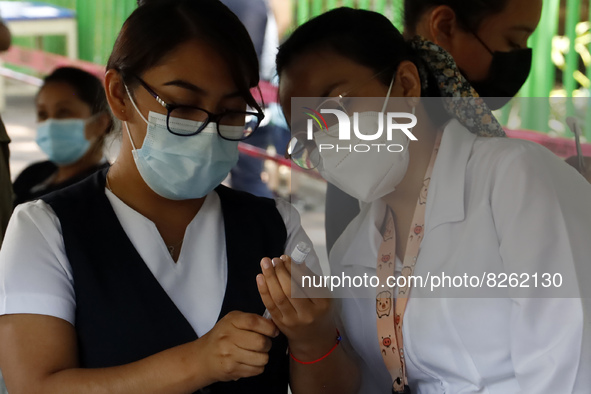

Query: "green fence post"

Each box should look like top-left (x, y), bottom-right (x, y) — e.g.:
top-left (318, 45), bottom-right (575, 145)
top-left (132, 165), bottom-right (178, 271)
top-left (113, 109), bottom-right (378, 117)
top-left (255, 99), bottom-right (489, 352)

top-left (326, 0), bottom-right (338, 12)
top-left (374, 0), bottom-right (387, 14)
top-left (358, 0), bottom-right (371, 10)
top-left (297, 0), bottom-right (310, 26)
top-left (77, 0), bottom-right (96, 62)
top-left (520, 0), bottom-right (560, 132)
top-left (564, 0), bottom-right (581, 122)
top-left (391, 0), bottom-right (404, 29)
top-left (586, 2), bottom-right (591, 140)
top-left (311, 0), bottom-right (323, 18)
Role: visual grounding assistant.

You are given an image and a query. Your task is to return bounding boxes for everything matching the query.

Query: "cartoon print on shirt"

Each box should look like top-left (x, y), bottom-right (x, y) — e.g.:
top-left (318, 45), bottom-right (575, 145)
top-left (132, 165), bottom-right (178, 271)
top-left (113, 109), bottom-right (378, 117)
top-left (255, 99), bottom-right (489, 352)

top-left (376, 291), bottom-right (392, 318)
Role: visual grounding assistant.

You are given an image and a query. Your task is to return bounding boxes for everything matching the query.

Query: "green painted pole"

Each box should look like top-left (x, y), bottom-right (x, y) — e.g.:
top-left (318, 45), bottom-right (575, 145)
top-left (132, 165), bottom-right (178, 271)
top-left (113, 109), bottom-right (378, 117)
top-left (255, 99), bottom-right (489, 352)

top-left (564, 0), bottom-right (580, 122)
top-left (358, 0), bottom-right (371, 10)
top-left (311, 0), bottom-right (323, 17)
top-left (585, 2), bottom-right (591, 141)
top-left (520, 0), bottom-right (559, 132)
top-left (374, 0), bottom-right (387, 15)
top-left (391, 0), bottom-right (404, 29)
top-left (326, 0), bottom-right (338, 12)
top-left (297, 0), bottom-right (310, 26)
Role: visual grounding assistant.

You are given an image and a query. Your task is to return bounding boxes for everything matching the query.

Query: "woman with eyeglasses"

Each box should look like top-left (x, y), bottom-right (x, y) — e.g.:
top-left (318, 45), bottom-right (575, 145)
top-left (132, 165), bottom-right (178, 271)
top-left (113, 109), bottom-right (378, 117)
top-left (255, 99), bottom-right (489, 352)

top-left (12, 67), bottom-right (113, 207)
top-left (0, 1), bottom-right (357, 393)
top-left (278, 8), bottom-right (591, 394)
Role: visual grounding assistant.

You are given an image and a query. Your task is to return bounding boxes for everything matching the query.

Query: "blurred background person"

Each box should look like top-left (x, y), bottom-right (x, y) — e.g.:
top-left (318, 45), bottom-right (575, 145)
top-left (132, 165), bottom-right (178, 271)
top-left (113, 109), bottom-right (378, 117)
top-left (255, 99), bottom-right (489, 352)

top-left (12, 67), bottom-right (113, 206)
top-left (223, 0), bottom-right (293, 198)
top-left (0, 13), bottom-right (13, 247)
top-left (325, 0), bottom-right (590, 253)
top-left (0, 11), bottom-right (12, 394)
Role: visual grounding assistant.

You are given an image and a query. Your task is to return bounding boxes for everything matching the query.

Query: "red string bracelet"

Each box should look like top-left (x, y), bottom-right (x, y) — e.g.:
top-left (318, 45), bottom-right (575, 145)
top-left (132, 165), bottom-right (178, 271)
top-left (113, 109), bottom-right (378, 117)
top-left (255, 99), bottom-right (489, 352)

top-left (289, 329), bottom-right (342, 365)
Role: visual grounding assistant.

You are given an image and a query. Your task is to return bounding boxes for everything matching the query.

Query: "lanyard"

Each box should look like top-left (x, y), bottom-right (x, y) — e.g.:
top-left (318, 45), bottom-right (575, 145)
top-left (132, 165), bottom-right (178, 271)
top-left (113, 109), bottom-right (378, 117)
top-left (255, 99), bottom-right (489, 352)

top-left (376, 130), bottom-right (442, 393)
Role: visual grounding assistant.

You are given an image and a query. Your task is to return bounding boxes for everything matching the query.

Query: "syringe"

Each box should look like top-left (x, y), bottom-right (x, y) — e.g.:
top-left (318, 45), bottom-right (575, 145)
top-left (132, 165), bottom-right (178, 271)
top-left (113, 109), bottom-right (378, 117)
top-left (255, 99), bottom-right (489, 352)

top-left (262, 242), bottom-right (311, 319)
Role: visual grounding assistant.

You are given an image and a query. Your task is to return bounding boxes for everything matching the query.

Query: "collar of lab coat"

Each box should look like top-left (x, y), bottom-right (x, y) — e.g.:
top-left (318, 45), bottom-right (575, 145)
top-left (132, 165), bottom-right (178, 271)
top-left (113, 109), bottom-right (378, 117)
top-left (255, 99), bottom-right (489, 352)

top-left (424, 118), bottom-right (478, 234)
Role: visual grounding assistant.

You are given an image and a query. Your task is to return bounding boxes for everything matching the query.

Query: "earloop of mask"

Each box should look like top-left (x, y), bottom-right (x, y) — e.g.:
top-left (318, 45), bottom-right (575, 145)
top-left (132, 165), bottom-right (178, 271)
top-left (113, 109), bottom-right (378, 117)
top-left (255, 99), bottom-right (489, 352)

top-left (124, 83), bottom-right (150, 125)
top-left (381, 75), bottom-right (396, 113)
top-left (408, 105), bottom-right (417, 147)
top-left (123, 83), bottom-right (149, 152)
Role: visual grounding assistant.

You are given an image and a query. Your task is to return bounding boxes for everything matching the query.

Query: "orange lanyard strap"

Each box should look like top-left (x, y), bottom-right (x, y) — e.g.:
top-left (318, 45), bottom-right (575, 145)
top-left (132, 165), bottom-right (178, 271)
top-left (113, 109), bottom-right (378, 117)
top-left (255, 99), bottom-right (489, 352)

top-left (376, 130), bottom-right (442, 393)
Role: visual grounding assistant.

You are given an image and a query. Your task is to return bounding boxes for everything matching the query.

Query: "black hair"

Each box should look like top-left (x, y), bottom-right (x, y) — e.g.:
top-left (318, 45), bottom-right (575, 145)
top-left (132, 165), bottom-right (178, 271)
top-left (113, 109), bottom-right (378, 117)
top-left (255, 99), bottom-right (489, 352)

top-left (107, 0), bottom-right (262, 113)
top-left (404, 0), bottom-right (510, 33)
top-left (276, 7), bottom-right (439, 98)
top-left (42, 67), bottom-right (109, 117)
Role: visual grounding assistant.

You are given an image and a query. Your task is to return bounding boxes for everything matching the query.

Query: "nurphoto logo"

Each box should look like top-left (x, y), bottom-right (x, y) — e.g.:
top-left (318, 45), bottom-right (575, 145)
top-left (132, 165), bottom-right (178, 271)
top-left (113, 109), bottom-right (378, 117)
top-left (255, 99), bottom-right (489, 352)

top-left (303, 106), bottom-right (418, 153)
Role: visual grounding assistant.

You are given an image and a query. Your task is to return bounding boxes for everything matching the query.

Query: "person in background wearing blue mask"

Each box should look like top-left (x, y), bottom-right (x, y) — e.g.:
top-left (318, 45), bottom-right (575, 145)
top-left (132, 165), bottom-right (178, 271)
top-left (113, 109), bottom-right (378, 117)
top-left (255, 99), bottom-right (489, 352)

top-left (0, 1), bottom-right (357, 393)
top-left (12, 67), bottom-right (112, 206)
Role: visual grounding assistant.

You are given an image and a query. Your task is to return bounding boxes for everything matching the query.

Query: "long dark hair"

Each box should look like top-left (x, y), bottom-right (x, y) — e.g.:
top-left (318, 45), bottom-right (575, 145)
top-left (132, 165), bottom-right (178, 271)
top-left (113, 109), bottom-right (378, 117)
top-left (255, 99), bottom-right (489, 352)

top-left (404, 0), bottom-right (510, 33)
top-left (107, 0), bottom-right (262, 113)
top-left (276, 7), bottom-right (439, 98)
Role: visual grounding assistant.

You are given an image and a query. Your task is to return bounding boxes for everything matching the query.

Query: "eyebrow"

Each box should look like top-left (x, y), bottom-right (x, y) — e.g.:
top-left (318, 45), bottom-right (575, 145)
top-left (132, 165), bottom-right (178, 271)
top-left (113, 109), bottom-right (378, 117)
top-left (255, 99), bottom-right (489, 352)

top-left (163, 79), bottom-right (242, 98)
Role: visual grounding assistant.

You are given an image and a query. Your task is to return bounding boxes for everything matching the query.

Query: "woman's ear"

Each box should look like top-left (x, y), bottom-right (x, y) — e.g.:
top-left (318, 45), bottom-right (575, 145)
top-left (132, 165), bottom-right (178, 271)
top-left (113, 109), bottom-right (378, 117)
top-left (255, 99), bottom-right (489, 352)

top-left (394, 61), bottom-right (422, 99)
top-left (428, 5), bottom-right (459, 51)
top-left (105, 69), bottom-right (131, 122)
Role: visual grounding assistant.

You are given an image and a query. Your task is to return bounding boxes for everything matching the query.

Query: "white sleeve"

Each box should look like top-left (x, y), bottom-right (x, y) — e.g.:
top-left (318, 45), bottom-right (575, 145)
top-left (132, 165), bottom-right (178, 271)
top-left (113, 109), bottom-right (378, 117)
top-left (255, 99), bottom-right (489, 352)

top-left (491, 142), bottom-right (591, 393)
top-left (275, 197), bottom-right (323, 276)
top-left (0, 200), bottom-right (75, 325)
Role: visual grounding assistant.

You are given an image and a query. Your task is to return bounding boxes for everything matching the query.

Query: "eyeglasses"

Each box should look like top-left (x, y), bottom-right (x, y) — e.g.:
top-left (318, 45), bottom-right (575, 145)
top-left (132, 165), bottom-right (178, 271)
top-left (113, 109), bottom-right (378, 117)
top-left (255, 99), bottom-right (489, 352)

top-left (132, 75), bottom-right (264, 141)
top-left (285, 68), bottom-right (394, 169)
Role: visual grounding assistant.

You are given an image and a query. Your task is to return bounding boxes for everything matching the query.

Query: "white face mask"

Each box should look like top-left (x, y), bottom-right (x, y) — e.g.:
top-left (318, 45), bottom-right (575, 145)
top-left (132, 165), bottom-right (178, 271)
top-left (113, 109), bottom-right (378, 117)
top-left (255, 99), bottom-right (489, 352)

top-left (314, 78), bottom-right (414, 203)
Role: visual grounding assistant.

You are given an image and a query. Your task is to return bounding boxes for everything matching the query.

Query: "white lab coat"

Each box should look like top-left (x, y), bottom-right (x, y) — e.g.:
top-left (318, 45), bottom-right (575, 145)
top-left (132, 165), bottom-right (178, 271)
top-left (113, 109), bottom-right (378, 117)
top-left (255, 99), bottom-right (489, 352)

top-left (330, 119), bottom-right (591, 393)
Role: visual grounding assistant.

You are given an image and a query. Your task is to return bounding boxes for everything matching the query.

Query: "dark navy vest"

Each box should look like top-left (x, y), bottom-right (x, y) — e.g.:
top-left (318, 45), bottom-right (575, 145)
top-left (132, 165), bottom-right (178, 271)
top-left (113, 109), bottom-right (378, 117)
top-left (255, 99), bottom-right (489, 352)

top-left (42, 168), bottom-right (289, 394)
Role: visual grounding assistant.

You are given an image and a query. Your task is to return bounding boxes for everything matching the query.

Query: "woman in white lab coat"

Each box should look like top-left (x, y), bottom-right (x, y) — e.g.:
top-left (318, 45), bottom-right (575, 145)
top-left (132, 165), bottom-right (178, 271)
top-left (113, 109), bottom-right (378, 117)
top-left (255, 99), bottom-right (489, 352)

top-left (0, 1), bottom-right (358, 393)
top-left (277, 8), bottom-right (591, 394)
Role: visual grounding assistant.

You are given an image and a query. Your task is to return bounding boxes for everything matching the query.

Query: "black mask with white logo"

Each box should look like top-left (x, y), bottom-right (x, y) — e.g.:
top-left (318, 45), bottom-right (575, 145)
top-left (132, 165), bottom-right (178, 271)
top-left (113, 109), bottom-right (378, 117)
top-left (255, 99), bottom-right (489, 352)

top-left (464, 33), bottom-right (533, 110)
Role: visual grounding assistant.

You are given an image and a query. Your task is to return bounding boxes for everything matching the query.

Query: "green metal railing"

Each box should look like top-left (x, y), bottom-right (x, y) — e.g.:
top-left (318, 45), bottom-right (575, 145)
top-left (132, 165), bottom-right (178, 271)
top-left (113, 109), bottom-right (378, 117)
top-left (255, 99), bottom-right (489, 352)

top-left (5, 0), bottom-right (591, 139)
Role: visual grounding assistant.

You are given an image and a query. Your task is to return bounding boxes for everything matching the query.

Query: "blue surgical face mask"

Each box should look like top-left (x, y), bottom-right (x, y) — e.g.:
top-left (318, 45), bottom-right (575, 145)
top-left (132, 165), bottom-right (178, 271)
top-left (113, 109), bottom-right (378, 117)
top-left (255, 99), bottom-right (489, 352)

top-left (36, 118), bottom-right (91, 165)
top-left (124, 87), bottom-right (241, 200)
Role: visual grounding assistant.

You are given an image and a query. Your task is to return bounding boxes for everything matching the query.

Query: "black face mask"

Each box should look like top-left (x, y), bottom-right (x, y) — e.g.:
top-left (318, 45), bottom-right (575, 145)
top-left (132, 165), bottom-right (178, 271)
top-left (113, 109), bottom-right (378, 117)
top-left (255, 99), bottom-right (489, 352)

top-left (464, 33), bottom-right (533, 110)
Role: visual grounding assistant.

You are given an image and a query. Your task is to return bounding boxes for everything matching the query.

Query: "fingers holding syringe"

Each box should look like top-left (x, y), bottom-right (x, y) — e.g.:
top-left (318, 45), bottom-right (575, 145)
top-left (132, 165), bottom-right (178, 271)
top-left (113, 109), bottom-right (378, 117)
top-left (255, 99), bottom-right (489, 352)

top-left (258, 257), bottom-right (297, 319)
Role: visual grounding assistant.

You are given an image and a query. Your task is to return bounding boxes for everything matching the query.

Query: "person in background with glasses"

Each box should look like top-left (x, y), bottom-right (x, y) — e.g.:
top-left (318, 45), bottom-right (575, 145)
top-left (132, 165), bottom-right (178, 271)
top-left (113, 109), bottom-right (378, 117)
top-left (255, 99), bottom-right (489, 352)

top-left (0, 1), bottom-right (357, 393)
top-left (12, 67), bottom-right (113, 206)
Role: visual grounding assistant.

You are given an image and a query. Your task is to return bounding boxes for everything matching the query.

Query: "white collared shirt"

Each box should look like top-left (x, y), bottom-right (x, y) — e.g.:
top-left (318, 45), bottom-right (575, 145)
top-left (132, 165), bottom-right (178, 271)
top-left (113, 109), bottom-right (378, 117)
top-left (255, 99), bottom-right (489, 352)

top-left (331, 119), bottom-right (591, 393)
top-left (0, 190), bottom-right (319, 337)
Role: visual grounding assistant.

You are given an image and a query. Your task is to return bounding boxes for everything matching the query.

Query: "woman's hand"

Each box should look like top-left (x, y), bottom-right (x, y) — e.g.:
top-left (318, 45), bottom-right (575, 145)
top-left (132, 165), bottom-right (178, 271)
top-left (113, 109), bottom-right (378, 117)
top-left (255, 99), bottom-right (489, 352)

top-left (196, 311), bottom-right (279, 383)
top-left (256, 256), bottom-right (336, 361)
